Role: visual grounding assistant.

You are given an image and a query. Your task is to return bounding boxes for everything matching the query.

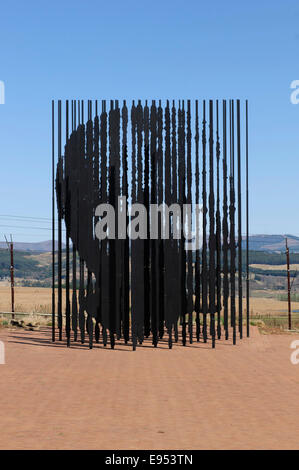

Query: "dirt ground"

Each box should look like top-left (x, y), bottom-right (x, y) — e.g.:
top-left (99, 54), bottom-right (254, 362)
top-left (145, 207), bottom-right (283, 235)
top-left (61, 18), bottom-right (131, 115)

top-left (0, 326), bottom-right (299, 450)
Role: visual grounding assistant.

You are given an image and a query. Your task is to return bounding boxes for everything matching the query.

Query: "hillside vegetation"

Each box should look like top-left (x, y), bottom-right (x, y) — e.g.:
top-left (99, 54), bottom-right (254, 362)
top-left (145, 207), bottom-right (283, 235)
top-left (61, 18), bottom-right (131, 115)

top-left (0, 248), bottom-right (296, 288)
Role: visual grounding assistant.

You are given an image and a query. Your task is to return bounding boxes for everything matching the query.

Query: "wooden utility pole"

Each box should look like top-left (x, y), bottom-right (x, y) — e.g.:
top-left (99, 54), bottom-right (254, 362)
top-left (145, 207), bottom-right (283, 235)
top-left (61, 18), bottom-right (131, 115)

top-left (5, 234), bottom-right (15, 319)
top-left (286, 237), bottom-right (291, 330)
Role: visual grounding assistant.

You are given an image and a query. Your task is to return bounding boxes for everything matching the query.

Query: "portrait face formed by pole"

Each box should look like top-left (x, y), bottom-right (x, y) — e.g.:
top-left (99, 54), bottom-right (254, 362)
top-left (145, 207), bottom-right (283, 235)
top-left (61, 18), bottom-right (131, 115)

top-left (52, 99), bottom-right (249, 351)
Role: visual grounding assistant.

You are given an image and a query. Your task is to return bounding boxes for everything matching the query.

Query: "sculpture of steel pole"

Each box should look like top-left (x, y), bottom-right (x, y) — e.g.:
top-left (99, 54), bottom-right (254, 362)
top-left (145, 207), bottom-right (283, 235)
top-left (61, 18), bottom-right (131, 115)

top-left (246, 100), bottom-right (250, 338)
top-left (186, 100), bottom-right (193, 344)
top-left (52, 99), bottom-right (249, 351)
top-left (65, 100), bottom-right (71, 347)
top-left (201, 101), bottom-right (208, 343)
top-left (52, 100), bottom-right (55, 342)
top-left (222, 100), bottom-right (229, 340)
top-left (216, 100), bottom-right (222, 340)
top-left (194, 100), bottom-right (201, 342)
top-left (237, 100), bottom-right (243, 339)
top-left (208, 100), bottom-right (216, 348)
top-left (229, 100), bottom-right (236, 345)
top-left (56, 99), bottom-right (63, 342)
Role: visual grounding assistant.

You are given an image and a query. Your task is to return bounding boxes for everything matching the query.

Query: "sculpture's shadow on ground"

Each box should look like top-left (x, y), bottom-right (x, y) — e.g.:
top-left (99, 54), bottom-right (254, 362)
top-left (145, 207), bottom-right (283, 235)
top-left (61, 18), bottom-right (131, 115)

top-left (8, 326), bottom-right (238, 351)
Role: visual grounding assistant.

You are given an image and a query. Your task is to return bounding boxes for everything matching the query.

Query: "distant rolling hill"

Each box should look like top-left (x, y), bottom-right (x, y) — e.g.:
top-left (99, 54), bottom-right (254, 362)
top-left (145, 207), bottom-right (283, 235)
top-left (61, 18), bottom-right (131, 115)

top-left (0, 235), bottom-right (299, 287)
top-left (0, 240), bottom-right (65, 252)
top-left (242, 234), bottom-right (299, 252)
top-left (0, 235), bottom-right (298, 253)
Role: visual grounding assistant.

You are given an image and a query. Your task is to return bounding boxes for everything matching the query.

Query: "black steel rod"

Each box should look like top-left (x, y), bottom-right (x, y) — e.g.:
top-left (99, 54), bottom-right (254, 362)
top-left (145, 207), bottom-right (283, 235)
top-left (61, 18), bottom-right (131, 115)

top-left (246, 100), bottom-right (250, 337)
top-left (57, 100), bottom-right (62, 341)
top-left (194, 100), bottom-right (201, 342)
top-left (208, 100), bottom-right (216, 348)
top-left (216, 100), bottom-right (221, 340)
top-left (65, 100), bottom-right (71, 347)
top-left (186, 100), bottom-right (193, 344)
top-left (52, 100), bottom-right (55, 342)
top-left (230, 100), bottom-right (236, 345)
top-left (237, 100), bottom-right (242, 339)
top-left (202, 100), bottom-right (208, 343)
top-left (52, 98), bottom-right (249, 351)
top-left (222, 100), bottom-right (229, 340)
top-left (72, 100), bottom-right (78, 342)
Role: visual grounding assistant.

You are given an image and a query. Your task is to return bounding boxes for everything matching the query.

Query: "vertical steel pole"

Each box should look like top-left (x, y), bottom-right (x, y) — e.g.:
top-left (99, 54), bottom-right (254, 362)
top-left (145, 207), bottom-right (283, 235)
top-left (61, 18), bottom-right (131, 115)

top-left (58, 100), bottom-right (62, 341)
top-left (150, 100), bottom-right (158, 347)
top-left (216, 100), bottom-right (221, 340)
top-left (246, 100), bottom-right (250, 337)
top-left (230, 100), bottom-right (236, 345)
top-left (202, 100), bottom-right (208, 343)
top-left (222, 100), bottom-right (229, 340)
top-left (143, 100), bottom-right (151, 340)
top-left (72, 100), bottom-right (78, 342)
top-left (52, 100), bottom-right (55, 341)
top-left (237, 100), bottom-right (242, 339)
top-left (122, 100), bottom-right (130, 344)
top-left (65, 100), bottom-right (71, 347)
top-left (195, 99), bottom-right (201, 341)
top-left (209, 100), bottom-right (216, 348)
top-left (186, 99), bottom-right (193, 344)
top-left (172, 100), bottom-right (179, 343)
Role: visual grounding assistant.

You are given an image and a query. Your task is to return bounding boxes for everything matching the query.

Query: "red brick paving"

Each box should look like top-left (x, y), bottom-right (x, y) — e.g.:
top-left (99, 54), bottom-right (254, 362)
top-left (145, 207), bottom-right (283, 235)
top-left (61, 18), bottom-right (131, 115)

top-left (0, 326), bottom-right (298, 449)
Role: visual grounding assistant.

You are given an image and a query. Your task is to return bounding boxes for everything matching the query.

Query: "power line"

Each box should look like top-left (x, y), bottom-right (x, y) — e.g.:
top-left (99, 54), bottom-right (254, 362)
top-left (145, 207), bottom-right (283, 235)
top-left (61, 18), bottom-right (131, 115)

top-left (0, 218), bottom-right (52, 225)
top-left (0, 224), bottom-right (65, 231)
top-left (0, 214), bottom-right (52, 221)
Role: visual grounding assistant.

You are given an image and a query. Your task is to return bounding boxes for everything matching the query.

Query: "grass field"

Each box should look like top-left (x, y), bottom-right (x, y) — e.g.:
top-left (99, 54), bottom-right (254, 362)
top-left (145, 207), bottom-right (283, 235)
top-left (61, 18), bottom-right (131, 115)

top-left (250, 263), bottom-right (299, 270)
top-left (0, 286), bottom-right (60, 313)
top-left (1, 285), bottom-right (299, 333)
top-left (0, 285), bottom-right (298, 314)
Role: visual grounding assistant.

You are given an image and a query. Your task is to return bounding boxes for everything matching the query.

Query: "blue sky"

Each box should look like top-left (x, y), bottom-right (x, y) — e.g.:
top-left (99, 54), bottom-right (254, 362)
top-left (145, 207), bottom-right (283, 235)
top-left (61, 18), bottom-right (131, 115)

top-left (0, 0), bottom-right (298, 241)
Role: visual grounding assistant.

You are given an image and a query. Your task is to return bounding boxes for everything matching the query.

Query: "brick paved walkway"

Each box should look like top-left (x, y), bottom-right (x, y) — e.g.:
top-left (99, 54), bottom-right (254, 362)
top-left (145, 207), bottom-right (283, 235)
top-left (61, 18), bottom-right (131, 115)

top-left (0, 326), bottom-right (298, 449)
